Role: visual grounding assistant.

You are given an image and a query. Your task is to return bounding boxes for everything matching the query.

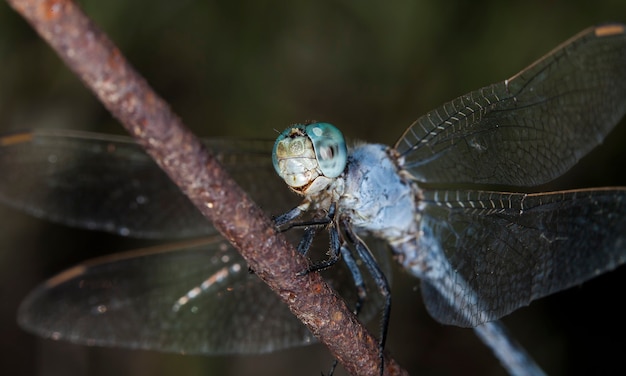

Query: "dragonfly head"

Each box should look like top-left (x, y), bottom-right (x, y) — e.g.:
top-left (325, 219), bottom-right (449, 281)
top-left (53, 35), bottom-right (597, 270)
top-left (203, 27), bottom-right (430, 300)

top-left (272, 122), bottom-right (347, 195)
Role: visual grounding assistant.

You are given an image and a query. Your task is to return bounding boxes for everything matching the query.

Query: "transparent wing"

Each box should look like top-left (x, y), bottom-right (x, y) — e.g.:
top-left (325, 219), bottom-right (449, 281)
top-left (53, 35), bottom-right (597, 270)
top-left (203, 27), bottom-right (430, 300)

top-left (395, 24), bottom-right (626, 186)
top-left (0, 129), bottom-right (293, 239)
top-left (17, 236), bottom-right (390, 354)
top-left (6, 129), bottom-right (391, 354)
top-left (416, 188), bottom-right (626, 327)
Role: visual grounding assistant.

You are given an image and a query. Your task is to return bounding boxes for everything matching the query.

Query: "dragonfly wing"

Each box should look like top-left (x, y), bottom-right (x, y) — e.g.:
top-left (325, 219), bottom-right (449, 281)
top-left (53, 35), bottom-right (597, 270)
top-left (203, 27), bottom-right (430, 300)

top-left (5, 130), bottom-right (393, 353)
top-left (0, 129), bottom-right (295, 239)
top-left (17, 237), bottom-right (318, 354)
top-left (414, 188), bottom-right (626, 327)
top-left (396, 24), bottom-right (626, 186)
top-left (18, 234), bottom-right (391, 353)
top-left (17, 229), bottom-right (391, 353)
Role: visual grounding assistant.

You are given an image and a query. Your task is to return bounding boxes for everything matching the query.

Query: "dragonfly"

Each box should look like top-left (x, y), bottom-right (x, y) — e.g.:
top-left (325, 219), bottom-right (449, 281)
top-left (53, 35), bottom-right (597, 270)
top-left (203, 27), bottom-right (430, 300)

top-left (2, 23), bottom-right (626, 375)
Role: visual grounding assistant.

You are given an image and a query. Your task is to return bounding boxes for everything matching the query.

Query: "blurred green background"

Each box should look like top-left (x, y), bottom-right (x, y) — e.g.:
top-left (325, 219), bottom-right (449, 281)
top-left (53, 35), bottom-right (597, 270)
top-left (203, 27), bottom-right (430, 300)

top-left (2, 1), bottom-right (626, 375)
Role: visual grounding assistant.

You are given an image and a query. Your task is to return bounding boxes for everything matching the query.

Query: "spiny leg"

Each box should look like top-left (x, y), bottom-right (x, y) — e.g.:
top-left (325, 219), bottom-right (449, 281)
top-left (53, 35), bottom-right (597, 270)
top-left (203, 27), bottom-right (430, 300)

top-left (291, 205), bottom-right (371, 376)
top-left (339, 245), bottom-right (367, 316)
top-left (298, 215), bottom-right (342, 274)
top-left (323, 230), bottom-right (369, 376)
top-left (272, 200), bottom-right (311, 228)
top-left (342, 218), bottom-right (391, 376)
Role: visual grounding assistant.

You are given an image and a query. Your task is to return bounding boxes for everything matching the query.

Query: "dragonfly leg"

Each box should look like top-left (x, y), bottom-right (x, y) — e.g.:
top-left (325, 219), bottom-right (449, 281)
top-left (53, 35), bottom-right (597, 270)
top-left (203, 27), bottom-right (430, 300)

top-left (295, 225), bottom-right (320, 256)
top-left (305, 228), bottom-right (368, 315)
top-left (321, 246), bottom-right (368, 376)
top-left (297, 206), bottom-right (342, 275)
top-left (313, 229), bottom-right (372, 376)
top-left (339, 245), bottom-right (367, 316)
top-left (283, 204), bottom-right (367, 312)
top-left (342, 218), bottom-right (390, 376)
top-left (272, 200), bottom-right (312, 228)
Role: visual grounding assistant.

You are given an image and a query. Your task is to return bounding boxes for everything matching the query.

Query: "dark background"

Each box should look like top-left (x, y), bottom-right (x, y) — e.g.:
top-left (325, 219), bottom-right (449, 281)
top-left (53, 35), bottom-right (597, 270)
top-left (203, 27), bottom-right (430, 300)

top-left (2, 1), bottom-right (626, 375)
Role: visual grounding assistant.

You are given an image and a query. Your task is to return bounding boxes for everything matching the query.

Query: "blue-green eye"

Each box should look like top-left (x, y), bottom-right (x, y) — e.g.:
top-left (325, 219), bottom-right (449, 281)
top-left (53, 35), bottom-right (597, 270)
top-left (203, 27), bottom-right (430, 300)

top-left (272, 122), bottom-right (347, 189)
top-left (304, 122), bottom-right (347, 178)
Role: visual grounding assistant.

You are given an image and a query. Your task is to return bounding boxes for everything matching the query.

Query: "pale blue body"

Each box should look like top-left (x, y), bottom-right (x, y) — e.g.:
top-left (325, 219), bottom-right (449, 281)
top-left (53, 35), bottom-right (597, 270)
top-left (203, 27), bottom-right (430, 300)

top-left (339, 144), bottom-right (417, 245)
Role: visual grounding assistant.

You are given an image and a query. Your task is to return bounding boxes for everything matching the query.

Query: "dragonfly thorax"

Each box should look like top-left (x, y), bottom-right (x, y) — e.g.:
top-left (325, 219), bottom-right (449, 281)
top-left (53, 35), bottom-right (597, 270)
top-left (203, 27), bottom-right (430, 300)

top-left (339, 143), bottom-right (419, 245)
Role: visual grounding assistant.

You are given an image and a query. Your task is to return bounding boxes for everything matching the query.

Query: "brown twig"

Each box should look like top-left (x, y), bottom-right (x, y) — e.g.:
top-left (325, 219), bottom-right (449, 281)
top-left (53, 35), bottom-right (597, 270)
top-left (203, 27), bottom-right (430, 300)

top-left (6, 0), bottom-right (407, 375)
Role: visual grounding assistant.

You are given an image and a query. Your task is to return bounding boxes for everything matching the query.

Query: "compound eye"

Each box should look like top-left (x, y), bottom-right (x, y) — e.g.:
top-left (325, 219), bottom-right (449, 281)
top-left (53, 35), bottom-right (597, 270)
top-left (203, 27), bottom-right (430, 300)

top-left (305, 122), bottom-right (347, 178)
